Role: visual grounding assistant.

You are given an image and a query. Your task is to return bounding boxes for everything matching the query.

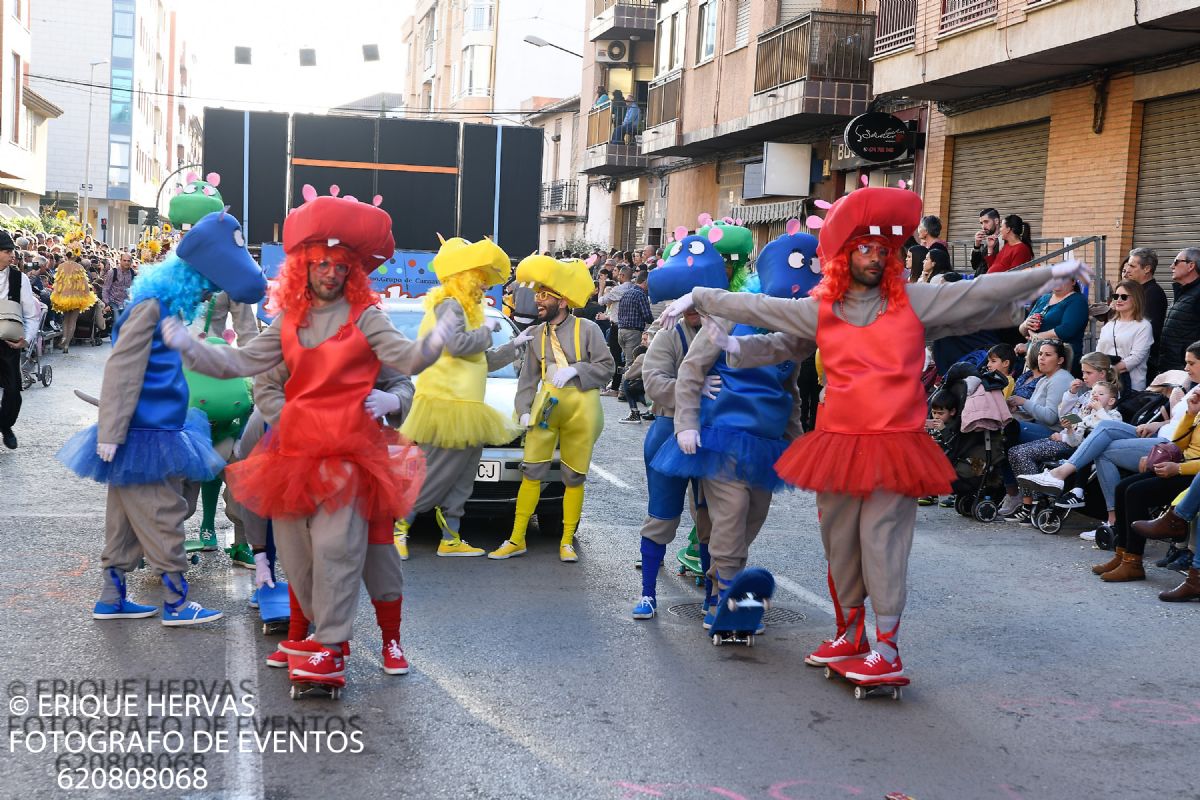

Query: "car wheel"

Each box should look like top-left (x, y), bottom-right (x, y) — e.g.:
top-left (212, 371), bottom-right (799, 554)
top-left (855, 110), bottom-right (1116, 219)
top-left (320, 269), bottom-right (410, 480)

top-left (535, 498), bottom-right (565, 540)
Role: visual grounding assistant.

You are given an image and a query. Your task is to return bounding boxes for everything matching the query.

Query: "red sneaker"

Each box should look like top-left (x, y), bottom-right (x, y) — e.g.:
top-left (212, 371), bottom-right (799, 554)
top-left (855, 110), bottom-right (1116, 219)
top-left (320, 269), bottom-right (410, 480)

top-left (281, 636), bottom-right (349, 658)
top-left (805, 634), bottom-right (870, 666)
top-left (382, 639), bottom-right (410, 675)
top-left (291, 646), bottom-right (345, 680)
top-left (265, 647), bottom-right (288, 668)
top-left (841, 650), bottom-right (904, 682)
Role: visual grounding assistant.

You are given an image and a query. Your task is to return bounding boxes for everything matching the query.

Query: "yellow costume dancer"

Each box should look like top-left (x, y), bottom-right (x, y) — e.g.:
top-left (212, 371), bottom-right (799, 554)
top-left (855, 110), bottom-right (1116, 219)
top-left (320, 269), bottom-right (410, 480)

top-left (394, 237), bottom-right (524, 557)
top-left (489, 255), bottom-right (614, 562)
top-left (50, 259), bottom-right (101, 352)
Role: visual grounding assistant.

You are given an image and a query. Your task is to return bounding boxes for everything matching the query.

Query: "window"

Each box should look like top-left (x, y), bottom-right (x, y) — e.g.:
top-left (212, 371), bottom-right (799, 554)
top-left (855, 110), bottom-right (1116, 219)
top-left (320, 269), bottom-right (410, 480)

top-left (110, 66), bottom-right (133, 124)
top-left (109, 140), bottom-right (131, 186)
top-left (733, 0), bottom-right (750, 49)
top-left (696, 0), bottom-right (718, 63)
top-left (10, 53), bottom-right (20, 143)
top-left (114, 9), bottom-right (134, 37)
top-left (464, 0), bottom-right (494, 32)
top-left (461, 45), bottom-right (492, 96)
top-left (655, 8), bottom-right (687, 75)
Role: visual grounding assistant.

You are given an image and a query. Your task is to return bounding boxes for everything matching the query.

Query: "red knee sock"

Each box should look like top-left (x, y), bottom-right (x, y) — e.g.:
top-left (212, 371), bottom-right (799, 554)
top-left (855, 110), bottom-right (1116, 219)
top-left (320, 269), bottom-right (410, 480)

top-left (287, 585), bottom-right (310, 642)
top-left (372, 596), bottom-right (403, 645)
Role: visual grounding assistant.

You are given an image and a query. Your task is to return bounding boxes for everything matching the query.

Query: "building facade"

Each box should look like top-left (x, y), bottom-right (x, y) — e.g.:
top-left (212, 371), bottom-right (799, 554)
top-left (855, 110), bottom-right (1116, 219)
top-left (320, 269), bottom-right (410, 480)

top-left (525, 95), bottom-right (585, 252)
top-left (32, 0), bottom-right (198, 247)
top-left (868, 0), bottom-right (1200, 285)
top-left (0, 0), bottom-right (64, 219)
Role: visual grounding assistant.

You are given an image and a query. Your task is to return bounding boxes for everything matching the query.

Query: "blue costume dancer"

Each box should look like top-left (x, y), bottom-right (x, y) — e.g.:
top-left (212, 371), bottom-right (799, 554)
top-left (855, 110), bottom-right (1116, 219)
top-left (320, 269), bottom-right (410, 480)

top-left (633, 225), bottom-right (730, 619)
top-left (653, 221), bottom-right (821, 626)
top-left (58, 211), bottom-right (267, 625)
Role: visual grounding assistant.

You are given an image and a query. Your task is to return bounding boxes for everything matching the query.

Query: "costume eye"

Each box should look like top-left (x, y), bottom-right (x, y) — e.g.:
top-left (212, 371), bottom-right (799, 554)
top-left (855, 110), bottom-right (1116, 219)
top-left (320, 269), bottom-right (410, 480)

top-left (810, 257), bottom-right (821, 274)
top-left (689, 241), bottom-right (705, 255)
top-left (671, 243), bottom-right (682, 257)
top-left (182, 184), bottom-right (197, 194)
top-left (232, 229), bottom-right (245, 248)
top-left (202, 186), bottom-right (217, 196)
top-left (787, 251), bottom-right (805, 269)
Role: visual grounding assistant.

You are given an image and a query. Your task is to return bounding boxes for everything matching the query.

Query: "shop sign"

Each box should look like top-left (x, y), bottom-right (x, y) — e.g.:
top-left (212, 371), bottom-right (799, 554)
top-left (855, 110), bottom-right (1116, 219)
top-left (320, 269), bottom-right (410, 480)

top-left (843, 113), bottom-right (910, 163)
top-left (830, 136), bottom-right (872, 171)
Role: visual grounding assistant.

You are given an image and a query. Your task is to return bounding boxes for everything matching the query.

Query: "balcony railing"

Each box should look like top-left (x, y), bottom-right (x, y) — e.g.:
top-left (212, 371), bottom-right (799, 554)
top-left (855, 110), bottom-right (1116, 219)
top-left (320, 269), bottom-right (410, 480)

top-left (940, 0), bottom-right (998, 32)
top-left (586, 100), bottom-right (647, 148)
top-left (754, 11), bottom-right (874, 95)
top-left (875, 0), bottom-right (916, 55)
top-left (592, 0), bottom-right (655, 16)
top-left (541, 180), bottom-right (578, 213)
top-left (646, 72), bottom-right (681, 128)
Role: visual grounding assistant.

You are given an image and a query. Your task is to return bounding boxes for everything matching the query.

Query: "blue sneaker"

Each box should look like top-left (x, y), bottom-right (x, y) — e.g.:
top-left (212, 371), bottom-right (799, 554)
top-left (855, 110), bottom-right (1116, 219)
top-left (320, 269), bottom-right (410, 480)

top-left (632, 596), bottom-right (656, 620)
top-left (93, 598), bottom-right (158, 620)
top-left (248, 587), bottom-right (260, 610)
top-left (162, 601), bottom-right (223, 627)
top-left (703, 604), bottom-right (718, 630)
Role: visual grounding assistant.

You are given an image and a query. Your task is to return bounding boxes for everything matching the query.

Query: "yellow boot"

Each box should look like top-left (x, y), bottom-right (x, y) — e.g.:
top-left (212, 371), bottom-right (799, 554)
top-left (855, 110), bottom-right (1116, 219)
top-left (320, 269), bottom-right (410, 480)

top-left (559, 484), bottom-right (584, 563)
top-left (490, 478), bottom-right (539, 559)
top-left (393, 519), bottom-right (410, 561)
top-left (435, 507), bottom-right (484, 557)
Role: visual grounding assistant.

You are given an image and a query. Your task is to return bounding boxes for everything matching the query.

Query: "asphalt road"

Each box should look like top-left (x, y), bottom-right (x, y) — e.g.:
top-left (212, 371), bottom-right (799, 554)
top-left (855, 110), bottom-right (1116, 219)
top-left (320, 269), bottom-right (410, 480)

top-left (3, 343), bottom-right (1199, 800)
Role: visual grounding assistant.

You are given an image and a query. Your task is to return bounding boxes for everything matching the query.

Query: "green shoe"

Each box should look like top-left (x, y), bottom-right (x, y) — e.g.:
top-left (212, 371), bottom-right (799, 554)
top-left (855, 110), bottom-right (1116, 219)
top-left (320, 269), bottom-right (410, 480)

top-left (225, 542), bottom-right (255, 569)
top-left (676, 526), bottom-right (703, 583)
top-left (198, 527), bottom-right (220, 551)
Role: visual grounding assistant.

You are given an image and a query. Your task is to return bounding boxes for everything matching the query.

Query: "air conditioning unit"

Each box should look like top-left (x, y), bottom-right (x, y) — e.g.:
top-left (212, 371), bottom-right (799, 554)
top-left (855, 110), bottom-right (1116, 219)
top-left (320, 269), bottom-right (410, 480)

top-left (596, 40), bottom-right (629, 64)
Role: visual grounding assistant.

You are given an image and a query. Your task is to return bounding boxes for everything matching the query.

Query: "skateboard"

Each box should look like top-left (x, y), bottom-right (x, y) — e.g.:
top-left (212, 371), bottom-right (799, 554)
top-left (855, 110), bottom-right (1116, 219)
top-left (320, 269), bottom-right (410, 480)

top-left (286, 654), bottom-right (345, 700)
top-left (258, 582), bottom-right (290, 636)
top-left (675, 526), bottom-right (705, 586)
top-left (823, 659), bottom-right (910, 701)
top-left (709, 567), bottom-right (774, 647)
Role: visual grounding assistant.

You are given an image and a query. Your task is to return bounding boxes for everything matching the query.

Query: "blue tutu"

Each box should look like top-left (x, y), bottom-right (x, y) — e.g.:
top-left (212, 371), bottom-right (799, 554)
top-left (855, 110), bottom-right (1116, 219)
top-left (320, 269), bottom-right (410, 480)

top-left (650, 424), bottom-right (789, 492)
top-left (57, 408), bottom-right (225, 486)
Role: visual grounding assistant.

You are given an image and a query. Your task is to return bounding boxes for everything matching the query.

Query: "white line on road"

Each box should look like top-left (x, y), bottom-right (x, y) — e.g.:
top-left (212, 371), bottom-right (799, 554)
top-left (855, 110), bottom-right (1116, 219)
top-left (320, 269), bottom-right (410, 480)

top-left (224, 570), bottom-right (265, 800)
top-left (774, 574), bottom-right (834, 618)
top-left (590, 464), bottom-right (632, 490)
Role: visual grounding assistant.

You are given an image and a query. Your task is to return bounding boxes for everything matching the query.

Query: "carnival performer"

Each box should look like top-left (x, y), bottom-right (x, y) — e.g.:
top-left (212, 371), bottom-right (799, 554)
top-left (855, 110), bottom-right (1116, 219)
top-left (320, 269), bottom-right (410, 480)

top-left (660, 187), bottom-right (1090, 681)
top-left (489, 255), bottom-right (614, 562)
top-left (57, 210), bottom-right (268, 626)
top-left (630, 226), bottom-right (728, 619)
top-left (394, 235), bottom-right (526, 558)
top-left (160, 186), bottom-right (453, 689)
top-left (50, 256), bottom-right (103, 354)
top-left (653, 222), bottom-right (819, 626)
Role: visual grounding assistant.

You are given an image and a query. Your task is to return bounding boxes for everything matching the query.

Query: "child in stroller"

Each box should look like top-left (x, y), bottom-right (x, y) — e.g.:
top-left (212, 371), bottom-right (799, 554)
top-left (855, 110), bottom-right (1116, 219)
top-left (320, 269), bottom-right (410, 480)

top-left (937, 362), bottom-right (1016, 522)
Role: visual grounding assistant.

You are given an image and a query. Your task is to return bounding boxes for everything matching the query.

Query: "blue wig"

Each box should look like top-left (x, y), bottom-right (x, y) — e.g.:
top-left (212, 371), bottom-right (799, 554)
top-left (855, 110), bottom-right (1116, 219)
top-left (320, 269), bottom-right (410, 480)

top-left (128, 253), bottom-right (217, 323)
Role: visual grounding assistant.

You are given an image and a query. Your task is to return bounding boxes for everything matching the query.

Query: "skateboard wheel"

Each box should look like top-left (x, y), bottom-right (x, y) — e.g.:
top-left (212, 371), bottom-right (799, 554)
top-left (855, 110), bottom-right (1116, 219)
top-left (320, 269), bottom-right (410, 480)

top-left (891, 687), bottom-right (902, 701)
top-left (853, 686), bottom-right (865, 700)
top-left (290, 685), bottom-right (299, 700)
top-left (694, 576), bottom-right (703, 587)
top-left (746, 635), bottom-right (754, 648)
top-left (824, 667), bottom-right (833, 679)
top-left (727, 598), bottom-right (738, 612)
top-left (677, 565), bottom-right (685, 575)
top-left (712, 634), bottom-right (721, 646)
top-left (189, 554), bottom-right (200, 565)
top-left (762, 598), bottom-right (770, 611)
top-left (330, 687), bottom-right (340, 700)
top-left (262, 623), bottom-right (269, 635)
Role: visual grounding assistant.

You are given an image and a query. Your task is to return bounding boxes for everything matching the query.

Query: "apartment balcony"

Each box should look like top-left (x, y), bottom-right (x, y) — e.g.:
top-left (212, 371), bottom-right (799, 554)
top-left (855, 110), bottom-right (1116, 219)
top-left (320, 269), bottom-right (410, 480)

top-left (588, 0), bottom-right (655, 43)
top-left (646, 12), bottom-right (874, 158)
top-left (541, 180), bottom-right (580, 216)
top-left (582, 102), bottom-right (650, 176)
top-left (873, 0), bottom-right (1200, 101)
top-left (640, 72), bottom-right (682, 155)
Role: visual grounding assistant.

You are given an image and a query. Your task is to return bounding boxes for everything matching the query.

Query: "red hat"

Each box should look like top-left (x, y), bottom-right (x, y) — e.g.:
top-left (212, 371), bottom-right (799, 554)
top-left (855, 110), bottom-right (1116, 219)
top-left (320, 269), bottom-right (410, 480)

top-left (815, 187), bottom-right (922, 265)
top-left (282, 185), bottom-right (395, 270)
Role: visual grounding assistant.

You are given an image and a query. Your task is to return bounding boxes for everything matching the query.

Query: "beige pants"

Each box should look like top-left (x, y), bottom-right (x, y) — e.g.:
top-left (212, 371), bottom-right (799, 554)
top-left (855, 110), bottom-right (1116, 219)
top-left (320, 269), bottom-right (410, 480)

top-left (101, 479), bottom-right (189, 575)
top-left (701, 478), bottom-right (772, 584)
top-left (816, 490), bottom-right (916, 616)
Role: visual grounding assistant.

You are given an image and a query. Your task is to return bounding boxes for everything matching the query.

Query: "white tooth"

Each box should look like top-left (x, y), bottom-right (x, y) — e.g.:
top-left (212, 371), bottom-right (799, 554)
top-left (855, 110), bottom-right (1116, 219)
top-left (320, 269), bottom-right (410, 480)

top-left (328, 238), bottom-right (340, 247)
top-left (868, 226), bottom-right (881, 235)
top-left (891, 225), bottom-right (903, 235)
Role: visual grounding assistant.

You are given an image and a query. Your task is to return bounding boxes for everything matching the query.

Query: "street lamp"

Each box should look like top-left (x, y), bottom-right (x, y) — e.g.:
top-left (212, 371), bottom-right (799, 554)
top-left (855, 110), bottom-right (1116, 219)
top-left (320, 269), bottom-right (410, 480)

top-left (523, 35), bottom-right (583, 59)
top-left (82, 59), bottom-right (108, 240)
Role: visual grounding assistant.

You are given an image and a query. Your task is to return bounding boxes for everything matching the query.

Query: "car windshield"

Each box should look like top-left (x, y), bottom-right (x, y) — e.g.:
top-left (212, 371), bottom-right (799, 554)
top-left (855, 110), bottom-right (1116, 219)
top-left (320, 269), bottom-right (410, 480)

top-left (384, 307), bottom-right (519, 379)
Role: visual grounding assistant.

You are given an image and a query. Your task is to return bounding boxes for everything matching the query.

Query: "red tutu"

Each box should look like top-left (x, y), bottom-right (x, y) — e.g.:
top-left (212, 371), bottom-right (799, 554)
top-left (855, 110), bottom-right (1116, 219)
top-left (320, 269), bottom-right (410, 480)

top-left (226, 427), bottom-right (425, 522)
top-left (775, 430), bottom-right (954, 499)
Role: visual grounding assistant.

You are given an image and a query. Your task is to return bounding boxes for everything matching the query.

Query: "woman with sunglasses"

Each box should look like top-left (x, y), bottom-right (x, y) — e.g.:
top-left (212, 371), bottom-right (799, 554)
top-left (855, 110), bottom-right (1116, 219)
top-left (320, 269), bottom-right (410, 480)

top-left (1097, 279), bottom-right (1153, 391)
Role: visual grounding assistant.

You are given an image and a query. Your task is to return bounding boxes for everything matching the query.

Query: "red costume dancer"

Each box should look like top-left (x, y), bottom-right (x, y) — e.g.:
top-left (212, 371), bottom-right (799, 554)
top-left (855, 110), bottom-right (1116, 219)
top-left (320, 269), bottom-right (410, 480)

top-left (662, 187), bottom-right (1089, 682)
top-left (163, 187), bottom-right (453, 693)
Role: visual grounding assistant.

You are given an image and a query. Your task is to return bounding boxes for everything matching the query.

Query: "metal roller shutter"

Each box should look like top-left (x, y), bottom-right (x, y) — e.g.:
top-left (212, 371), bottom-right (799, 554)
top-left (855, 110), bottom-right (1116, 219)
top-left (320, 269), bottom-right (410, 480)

top-left (1133, 92), bottom-right (1200, 297)
top-left (946, 121), bottom-right (1050, 245)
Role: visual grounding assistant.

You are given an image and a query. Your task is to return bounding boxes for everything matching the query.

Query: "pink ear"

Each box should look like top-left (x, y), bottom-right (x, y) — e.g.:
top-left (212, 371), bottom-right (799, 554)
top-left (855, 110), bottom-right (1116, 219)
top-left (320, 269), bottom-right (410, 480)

top-left (734, 218), bottom-right (744, 226)
top-left (707, 226), bottom-right (724, 243)
top-left (222, 328), bottom-right (236, 344)
top-left (373, 195), bottom-right (383, 206)
top-left (343, 195), bottom-right (357, 203)
top-left (674, 226), bottom-right (688, 242)
top-left (722, 216), bottom-right (734, 225)
top-left (814, 199), bottom-right (833, 210)
top-left (786, 218), bottom-right (802, 236)
top-left (185, 171), bottom-right (199, 184)
top-left (860, 174), bottom-right (869, 187)
top-left (301, 184), bottom-right (318, 202)
top-left (173, 187), bottom-right (183, 196)
top-left (806, 215), bottom-right (825, 229)
top-left (698, 212), bottom-right (713, 227)
top-left (206, 172), bottom-right (221, 187)
top-left (329, 185), bottom-right (340, 197)
top-left (585, 254), bottom-right (598, 267)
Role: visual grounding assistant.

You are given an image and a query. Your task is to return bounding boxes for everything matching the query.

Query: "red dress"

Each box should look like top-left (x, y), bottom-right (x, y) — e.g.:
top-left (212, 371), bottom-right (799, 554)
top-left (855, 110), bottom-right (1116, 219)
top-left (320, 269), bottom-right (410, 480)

top-left (774, 297), bottom-right (954, 498)
top-left (227, 305), bottom-right (424, 521)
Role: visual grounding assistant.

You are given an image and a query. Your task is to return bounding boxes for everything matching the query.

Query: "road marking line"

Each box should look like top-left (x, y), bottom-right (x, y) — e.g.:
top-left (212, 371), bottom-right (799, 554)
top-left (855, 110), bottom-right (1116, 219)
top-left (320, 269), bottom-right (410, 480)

top-left (224, 569), bottom-right (265, 800)
top-left (591, 464), bottom-right (632, 490)
top-left (774, 575), bottom-right (834, 617)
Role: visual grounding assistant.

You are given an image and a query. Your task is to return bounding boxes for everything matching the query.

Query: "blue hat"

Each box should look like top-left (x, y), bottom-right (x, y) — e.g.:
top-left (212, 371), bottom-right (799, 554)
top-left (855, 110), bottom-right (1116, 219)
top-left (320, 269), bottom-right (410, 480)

top-left (176, 211), bottom-right (267, 304)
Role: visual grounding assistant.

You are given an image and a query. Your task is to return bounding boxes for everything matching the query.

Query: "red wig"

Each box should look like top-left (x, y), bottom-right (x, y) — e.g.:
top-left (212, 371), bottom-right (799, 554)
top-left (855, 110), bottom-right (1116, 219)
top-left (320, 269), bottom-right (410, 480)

top-left (267, 243), bottom-right (379, 326)
top-left (809, 239), bottom-right (909, 312)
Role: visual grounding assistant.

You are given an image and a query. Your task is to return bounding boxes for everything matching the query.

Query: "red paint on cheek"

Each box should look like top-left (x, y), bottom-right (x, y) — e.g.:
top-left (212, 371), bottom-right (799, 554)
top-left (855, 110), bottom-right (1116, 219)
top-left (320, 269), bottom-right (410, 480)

top-left (687, 256), bottom-right (694, 267)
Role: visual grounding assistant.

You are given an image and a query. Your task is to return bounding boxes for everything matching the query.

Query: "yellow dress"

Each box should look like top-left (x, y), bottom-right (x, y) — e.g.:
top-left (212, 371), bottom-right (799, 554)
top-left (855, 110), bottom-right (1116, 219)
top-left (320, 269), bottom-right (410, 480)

top-left (50, 262), bottom-right (98, 313)
top-left (400, 298), bottom-right (522, 449)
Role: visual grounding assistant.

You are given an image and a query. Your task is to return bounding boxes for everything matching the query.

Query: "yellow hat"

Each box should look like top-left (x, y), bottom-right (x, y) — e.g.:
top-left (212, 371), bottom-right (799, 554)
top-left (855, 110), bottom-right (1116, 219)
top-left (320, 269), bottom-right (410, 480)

top-left (430, 235), bottom-right (511, 287)
top-left (515, 254), bottom-right (593, 309)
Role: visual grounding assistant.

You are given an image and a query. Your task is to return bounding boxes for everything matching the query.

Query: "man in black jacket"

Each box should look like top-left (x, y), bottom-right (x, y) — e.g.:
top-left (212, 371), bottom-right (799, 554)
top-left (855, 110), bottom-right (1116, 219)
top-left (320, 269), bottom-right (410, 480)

top-left (1155, 247), bottom-right (1200, 375)
top-left (971, 208), bottom-right (1002, 276)
top-left (1122, 247), bottom-right (1168, 367)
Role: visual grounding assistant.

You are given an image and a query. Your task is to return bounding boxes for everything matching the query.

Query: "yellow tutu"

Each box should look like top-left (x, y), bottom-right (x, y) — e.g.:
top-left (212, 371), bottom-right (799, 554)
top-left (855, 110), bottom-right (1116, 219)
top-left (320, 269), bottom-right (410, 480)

top-left (401, 394), bottom-right (521, 449)
top-left (50, 263), bottom-right (98, 313)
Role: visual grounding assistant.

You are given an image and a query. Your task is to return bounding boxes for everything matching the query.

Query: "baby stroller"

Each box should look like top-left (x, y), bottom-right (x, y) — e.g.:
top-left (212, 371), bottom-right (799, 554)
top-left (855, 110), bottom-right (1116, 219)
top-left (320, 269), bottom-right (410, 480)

top-left (19, 304), bottom-right (54, 389)
top-left (942, 363), bottom-right (1014, 523)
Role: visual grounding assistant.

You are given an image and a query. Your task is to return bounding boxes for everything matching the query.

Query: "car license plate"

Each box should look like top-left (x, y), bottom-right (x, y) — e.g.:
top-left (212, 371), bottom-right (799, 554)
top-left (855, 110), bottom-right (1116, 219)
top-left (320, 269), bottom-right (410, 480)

top-left (476, 460), bottom-right (501, 482)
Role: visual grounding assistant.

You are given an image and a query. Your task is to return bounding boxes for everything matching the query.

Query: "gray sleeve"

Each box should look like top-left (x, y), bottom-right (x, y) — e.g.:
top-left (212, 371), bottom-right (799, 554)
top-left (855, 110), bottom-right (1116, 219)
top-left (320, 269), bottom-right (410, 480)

top-left (376, 366), bottom-right (415, 428)
top-left (728, 331), bottom-right (813, 369)
top-left (674, 320), bottom-right (728, 434)
top-left (484, 339), bottom-right (519, 372)
top-left (909, 265), bottom-right (1058, 338)
top-left (691, 287), bottom-right (819, 339)
top-left (642, 326), bottom-right (682, 407)
top-left (182, 317), bottom-right (284, 379)
top-left (231, 301), bottom-right (259, 345)
top-left (97, 300), bottom-right (158, 444)
top-left (358, 306), bottom-right (438, 374)
top-left (251, 360), bottom-right (290, 427)
top-left (785, 363), bottom-right (805, 441)
top-left (436, 300), bottom-right (492, 357)
top-left (572, 319), bottom-right (616, 391)
top-left (1025, 369), bottom-right (1074, 426)
top-left (514, 323), bottom-right (545, 417)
